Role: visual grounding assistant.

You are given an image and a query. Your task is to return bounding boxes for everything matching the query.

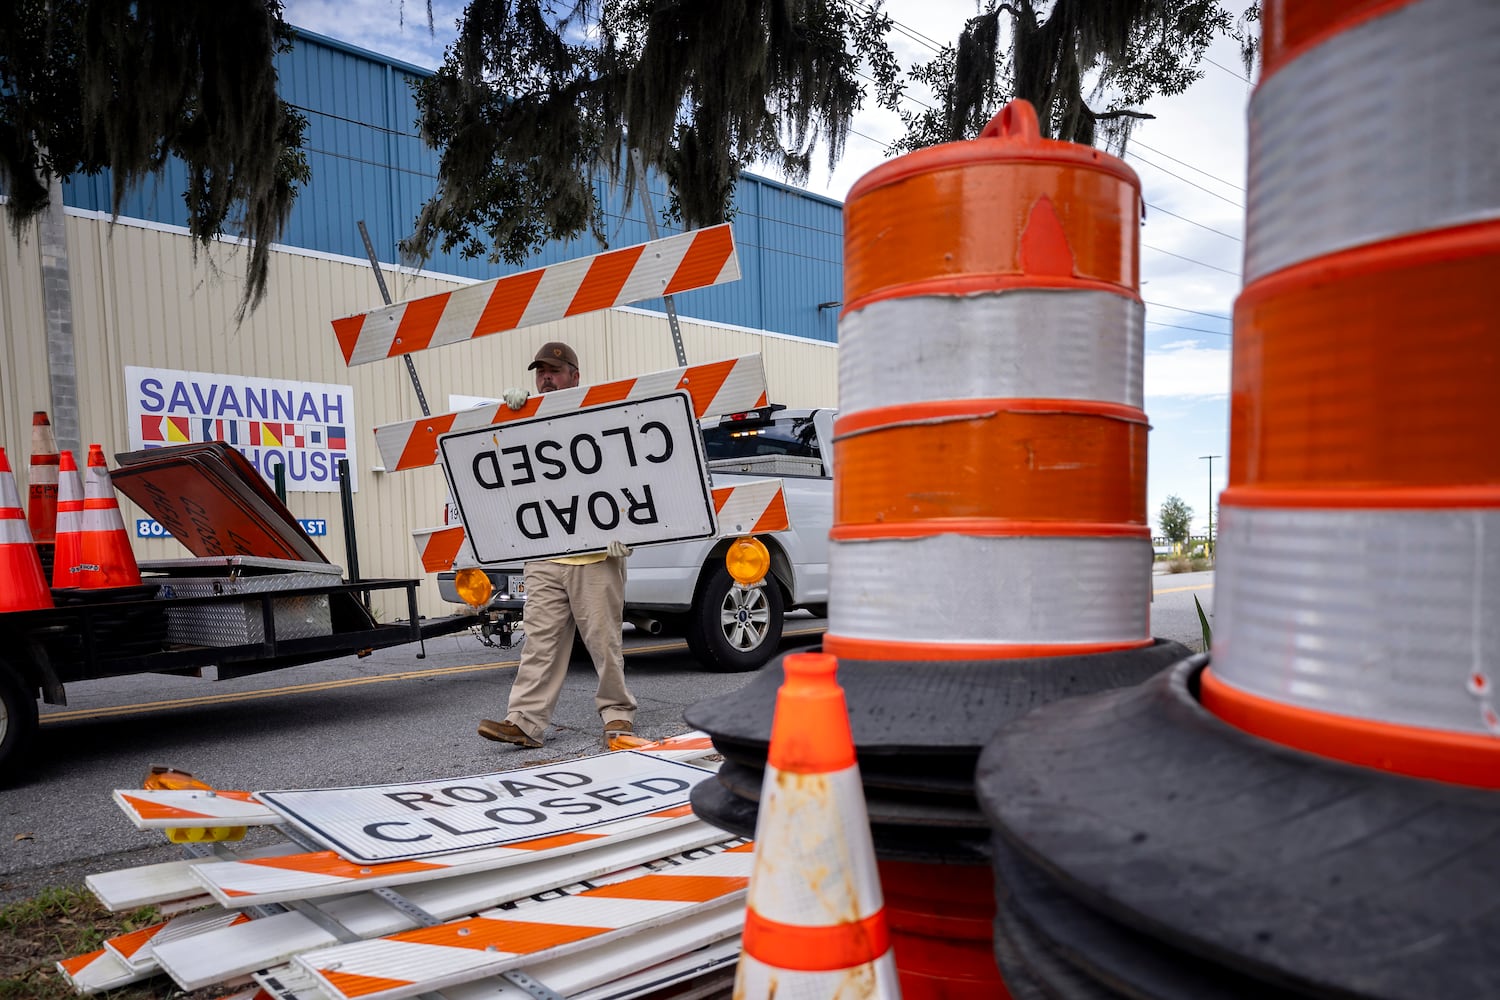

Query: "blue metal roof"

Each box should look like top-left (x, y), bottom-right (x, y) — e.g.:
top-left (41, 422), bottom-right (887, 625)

top-left (61, 27), bottom-right (845, 344)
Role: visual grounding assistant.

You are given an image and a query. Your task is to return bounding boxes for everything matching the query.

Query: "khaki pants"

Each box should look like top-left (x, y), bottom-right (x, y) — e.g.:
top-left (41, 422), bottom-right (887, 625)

top-left (506, 556), bottom-right (636, 740)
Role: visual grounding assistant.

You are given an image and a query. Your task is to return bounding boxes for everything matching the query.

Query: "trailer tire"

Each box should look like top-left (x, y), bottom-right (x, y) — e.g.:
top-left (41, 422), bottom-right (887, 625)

top-left (686, 565), bottom-right (785, 673)
top-left (0, 665), bottom-right (38, 784)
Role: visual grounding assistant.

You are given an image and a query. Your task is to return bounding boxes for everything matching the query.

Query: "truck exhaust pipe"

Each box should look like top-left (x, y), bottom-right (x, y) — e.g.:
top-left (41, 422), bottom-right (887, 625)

top-left (625, 613), bottom-right (663, 635)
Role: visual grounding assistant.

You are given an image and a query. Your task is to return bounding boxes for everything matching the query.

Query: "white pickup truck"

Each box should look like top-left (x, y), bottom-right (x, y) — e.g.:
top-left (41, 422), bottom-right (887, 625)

top-left (438, 406), bottom-right (835, 671)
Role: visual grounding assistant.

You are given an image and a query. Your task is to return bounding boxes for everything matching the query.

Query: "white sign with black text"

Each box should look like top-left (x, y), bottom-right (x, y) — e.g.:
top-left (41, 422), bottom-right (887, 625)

top-left (256, 752), bottom-right (713, 863)
top-left (439, 391), bottom-right (718, 564)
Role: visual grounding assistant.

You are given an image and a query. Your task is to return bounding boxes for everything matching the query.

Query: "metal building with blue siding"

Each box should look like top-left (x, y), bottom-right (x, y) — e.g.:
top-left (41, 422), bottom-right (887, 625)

top-left (59, 28), bottom-right (846, 346)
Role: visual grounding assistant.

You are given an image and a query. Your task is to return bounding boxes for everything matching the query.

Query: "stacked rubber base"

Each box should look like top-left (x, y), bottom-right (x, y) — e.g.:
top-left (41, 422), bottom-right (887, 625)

top-left (686, 639), bottom-right (1191, 996)
top-left (977, 656), bottom-right (1500, 999)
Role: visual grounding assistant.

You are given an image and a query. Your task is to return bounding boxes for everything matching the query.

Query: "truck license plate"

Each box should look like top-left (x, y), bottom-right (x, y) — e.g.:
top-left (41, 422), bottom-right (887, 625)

top-left (507, 573), bottom-right (526, 598)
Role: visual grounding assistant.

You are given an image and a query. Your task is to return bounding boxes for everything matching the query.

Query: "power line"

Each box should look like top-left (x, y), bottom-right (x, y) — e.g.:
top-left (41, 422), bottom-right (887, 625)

top-left (1147, 319), bottom-right (1232, 338)
top-left (1145, 201), bottom-right (1242, 242)
top-left (1204, 55), bottom-right (1250, 83)
top-left (1145, 300), bottom-right (1231, 321)
top-left (1130, 138), bottom-right (1244, 192)
top-left (1127, 152), bottom-right (1245, 209)
top-left (1142, 242), bottom-right (1241, 277)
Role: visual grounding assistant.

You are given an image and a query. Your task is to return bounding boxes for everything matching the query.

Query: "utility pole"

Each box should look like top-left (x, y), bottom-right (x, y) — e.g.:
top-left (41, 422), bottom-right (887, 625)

top-left (1200, 455), bottom-right (1222, 554)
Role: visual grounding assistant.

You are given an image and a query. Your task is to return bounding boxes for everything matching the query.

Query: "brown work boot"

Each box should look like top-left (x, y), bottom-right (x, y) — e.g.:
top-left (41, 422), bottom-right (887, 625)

top-left (478, 718), bottom-right (542, 748)
top-left (603, 719), bottom-right (642, 750)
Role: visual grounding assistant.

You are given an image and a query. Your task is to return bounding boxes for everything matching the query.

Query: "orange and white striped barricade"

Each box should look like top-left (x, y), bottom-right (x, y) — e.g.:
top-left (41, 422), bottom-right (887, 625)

top-left (374, 353), bottom-right (769, 474)
top-left (77, 444), bottom-right (142, 589)
top-left (828, 98), bottom-right (1150, 661)
top-left (0, 447), bottom-right (54, 612)
top-left (111, 787), bottom-right (280, 831)
top-left (27, 410), bottom-right (59, 543)
top-left (103, 907), bottom-right (249, 975)
top-left (734, 652), bottom-right (900, 999)
top-left (977, 3), bottom-right (1500, 997)
top-left (55, 948), bottom-right (149, 993)
top-left (152, 825), bottom-right (739, 991)
top-left (51, 450), bottom-right (85, 588)
top-left (414, 479), bottom-right (790, 573)
top-left (292, 840), bottom-right (755, 1000)
top-left (332, 225), bottom-right (739, 367)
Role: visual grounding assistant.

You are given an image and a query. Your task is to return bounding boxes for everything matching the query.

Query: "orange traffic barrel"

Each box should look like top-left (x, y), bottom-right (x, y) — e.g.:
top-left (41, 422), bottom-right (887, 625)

top-left (828, 99), bottom-right (1150, 661)
top-left (0, 447), bottom-right (54, 613)
top-left (976, 4), bottom-right (1500, 997)
top-left (77, 445), bottom-right (142, 589)
top-left (1205, 0), bottom-right (1500, 788)
top-left (27, 411), bottom-right (59, 543)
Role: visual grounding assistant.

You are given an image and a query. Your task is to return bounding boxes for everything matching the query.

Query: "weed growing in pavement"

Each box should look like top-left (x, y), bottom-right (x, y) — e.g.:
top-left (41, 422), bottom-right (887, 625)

top-left (0, 885), bottom-right (236, 999)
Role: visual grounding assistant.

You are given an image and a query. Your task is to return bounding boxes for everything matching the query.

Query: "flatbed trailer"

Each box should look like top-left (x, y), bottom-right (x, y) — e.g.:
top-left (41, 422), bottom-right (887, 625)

top-left (0, 574), bottom-right (473, 778)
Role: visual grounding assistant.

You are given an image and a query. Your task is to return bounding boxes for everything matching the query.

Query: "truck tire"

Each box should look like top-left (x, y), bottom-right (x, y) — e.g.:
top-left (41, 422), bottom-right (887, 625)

top-left (0, 664), bottom-right (38, 784)
top-left (686, 564), bottom-right (785, 672)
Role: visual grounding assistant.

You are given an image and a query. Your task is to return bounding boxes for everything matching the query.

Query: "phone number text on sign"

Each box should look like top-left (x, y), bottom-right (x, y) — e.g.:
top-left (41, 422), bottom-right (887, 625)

top-left (440, 391), bottom-right (718, 564)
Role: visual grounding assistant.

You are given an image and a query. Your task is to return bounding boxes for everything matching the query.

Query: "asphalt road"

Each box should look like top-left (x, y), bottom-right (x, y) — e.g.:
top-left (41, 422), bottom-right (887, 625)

top-left (0, 571), bottom-right (1212, 904)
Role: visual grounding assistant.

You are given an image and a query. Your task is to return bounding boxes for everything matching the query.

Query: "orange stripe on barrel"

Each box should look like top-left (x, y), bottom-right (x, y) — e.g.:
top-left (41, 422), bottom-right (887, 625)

top-left (392, 292), bottom-right (451, 355)
top-left (823, 633), bottom-right (1154, 662)
top-left (1260, 0), bottom-right (1417, 81)
top-left (665, 225), bottom-right (735, 294)
top-left (1200, 666), bottom-right (1500, 790)
top-left (568, 245), bottom-right (646, 316)
top-left (843, 160), bottom-right (1138, 315)
top-left (835, 400), bottom-right (1148, 528)
top-left (1231, 221), bottom-right (1500, 496)
top-left (475, 270), bottom-right (546, 339)
top-left (742, 908), bottom-right (889, 972)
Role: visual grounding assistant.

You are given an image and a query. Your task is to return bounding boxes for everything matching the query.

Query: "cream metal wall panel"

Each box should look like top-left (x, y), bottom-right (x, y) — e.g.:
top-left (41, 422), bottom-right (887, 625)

top-left (1, 212), bottom-right (838, 622)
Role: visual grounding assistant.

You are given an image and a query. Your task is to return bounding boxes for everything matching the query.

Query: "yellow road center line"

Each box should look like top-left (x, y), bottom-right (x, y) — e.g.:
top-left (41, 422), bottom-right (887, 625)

top-left (1154, 584), bottom-right (1214, 595)
top-left (40, 626), bottom-right (829, 725)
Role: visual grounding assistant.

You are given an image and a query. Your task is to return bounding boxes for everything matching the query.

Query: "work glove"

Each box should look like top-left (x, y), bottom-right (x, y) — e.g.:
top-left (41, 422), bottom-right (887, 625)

top-left (606, 540), bottom-right (633, 558)
top-left (502, 387), bottom-right (528, 411)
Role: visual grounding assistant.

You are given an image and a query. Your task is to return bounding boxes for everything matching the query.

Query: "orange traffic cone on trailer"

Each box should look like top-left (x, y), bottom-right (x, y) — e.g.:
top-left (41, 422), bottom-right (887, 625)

top-left (52, 450), bottom-right (85, 589)
top-left (27, 411), bottom-right (59, 543)
top-left (734, 652), bottom-right (900, 999)
top-left (0, 448), bottom-right (54, 613)
top-left (77, 445), bottom-right (141, 589)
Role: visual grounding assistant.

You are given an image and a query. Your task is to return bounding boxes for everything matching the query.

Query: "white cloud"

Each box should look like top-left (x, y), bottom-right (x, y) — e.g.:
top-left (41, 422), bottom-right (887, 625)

top-left (1145, 339), bottom-right (1231, 400)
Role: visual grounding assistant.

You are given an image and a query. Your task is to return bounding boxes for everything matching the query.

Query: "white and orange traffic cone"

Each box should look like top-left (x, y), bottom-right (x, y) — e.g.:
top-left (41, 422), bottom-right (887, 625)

top-left (0, 447), bottom-right (54, 613)
top-left (52, 450), bottom-right (85, 589)
top-left (734, 652), bottom-right (900, 999)
top-left (27, 410), bottom-right (59, 543)
top-left (78, 444), bottom-right (141, 589)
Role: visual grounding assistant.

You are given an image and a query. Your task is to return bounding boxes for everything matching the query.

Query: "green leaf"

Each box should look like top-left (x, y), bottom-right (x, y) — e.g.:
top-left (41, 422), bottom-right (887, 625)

top-left (1194, 593), bottom-right (1212, 653)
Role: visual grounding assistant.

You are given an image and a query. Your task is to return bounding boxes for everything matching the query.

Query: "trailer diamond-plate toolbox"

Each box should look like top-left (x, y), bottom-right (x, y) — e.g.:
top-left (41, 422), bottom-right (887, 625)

top-left (142, 556), bottom-right (344, 646)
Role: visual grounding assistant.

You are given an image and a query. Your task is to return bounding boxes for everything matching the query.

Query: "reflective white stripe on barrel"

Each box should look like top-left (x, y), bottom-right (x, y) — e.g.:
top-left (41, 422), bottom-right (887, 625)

top-left (1245, 0), bottom-right (1500, 282)
top-left (1212, 504), bottom-right (1500, 736)
top-left (839, 290), bottom-right (1143, 414)
top-left (829, 534), bottom-right (1151, 646)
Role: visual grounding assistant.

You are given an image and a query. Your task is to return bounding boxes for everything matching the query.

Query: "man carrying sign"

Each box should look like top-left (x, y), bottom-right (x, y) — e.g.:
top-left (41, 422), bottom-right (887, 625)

top-left (478, 342), bottom-right (639, 749)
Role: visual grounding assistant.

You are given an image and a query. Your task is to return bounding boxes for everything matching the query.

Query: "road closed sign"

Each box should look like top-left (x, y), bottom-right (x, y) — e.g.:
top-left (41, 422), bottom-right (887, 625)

top-left (439, 391), bottom-right (718, 564)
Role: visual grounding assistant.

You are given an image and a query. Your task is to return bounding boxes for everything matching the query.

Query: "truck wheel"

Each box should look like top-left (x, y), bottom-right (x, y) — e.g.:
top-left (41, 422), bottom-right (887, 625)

top-left (0, 666), bottom-right (38, 784)
top-left (686, 565), bottom-right (785, 672)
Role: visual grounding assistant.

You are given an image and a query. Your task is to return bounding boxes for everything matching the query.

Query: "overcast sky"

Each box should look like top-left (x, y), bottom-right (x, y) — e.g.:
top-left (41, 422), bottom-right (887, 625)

top-left (282, 0), bottom-right (1254, 537)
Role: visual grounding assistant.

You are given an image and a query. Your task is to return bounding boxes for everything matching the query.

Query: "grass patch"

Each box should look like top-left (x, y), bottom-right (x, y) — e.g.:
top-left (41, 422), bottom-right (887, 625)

top-left (0, 886), bottom-right (242, 999)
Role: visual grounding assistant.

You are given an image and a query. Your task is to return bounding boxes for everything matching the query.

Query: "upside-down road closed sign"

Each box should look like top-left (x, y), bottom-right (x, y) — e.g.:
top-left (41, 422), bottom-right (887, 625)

top-left (439, 390), bottom-right (718, 564)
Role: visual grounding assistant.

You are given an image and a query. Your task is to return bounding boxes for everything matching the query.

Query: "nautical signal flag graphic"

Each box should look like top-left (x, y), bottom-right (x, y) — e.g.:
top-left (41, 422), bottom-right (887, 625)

top-left (140, 417), bottom-right (324, 452)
